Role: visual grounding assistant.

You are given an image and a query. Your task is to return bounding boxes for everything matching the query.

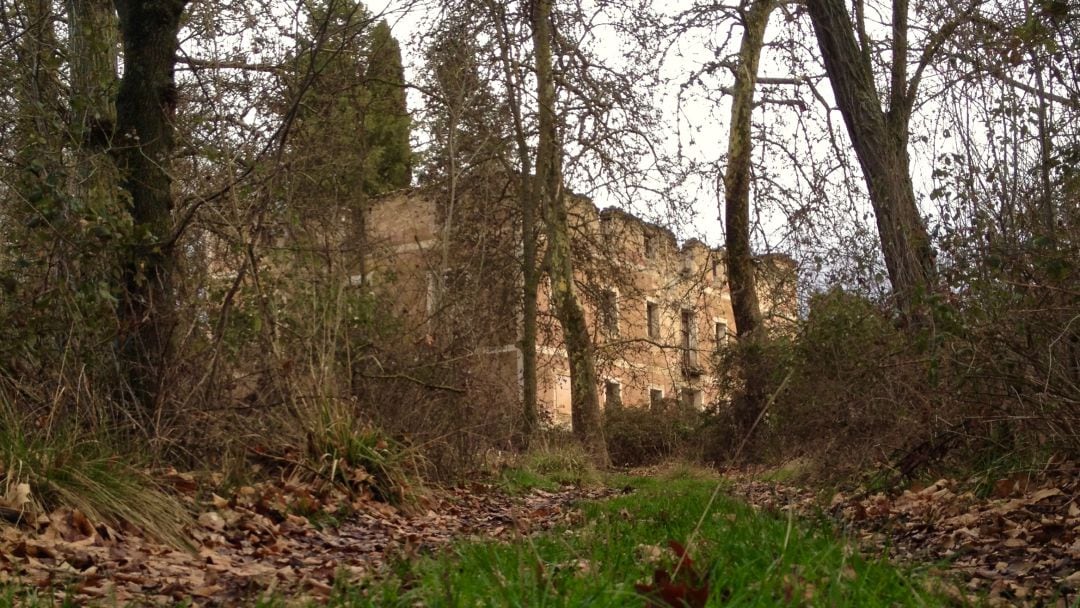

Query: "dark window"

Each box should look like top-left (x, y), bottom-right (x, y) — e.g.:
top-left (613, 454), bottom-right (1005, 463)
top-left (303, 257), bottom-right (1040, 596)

top-left (601, 289), bottom-right (619, 336)
top-left (601, 215), bottom-right (614, 241)
top-left (712, 259), bottom-right (725, 283)
top-left (644, 233), bottom-right (657, 260)
top-left (605, 381), bottom-right (621, 408)
top-left (681, 310), bottom-right (698, 367)
top-left (649, 388), bottom-right (664, 409)
top-left (681, 388), bottom-right (703, 409)
top-left (647, 301), bottom-right (660, 339)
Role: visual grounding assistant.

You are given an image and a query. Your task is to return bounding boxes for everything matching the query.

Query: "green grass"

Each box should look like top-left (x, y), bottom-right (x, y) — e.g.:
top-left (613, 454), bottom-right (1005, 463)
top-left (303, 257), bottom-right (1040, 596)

top-left (496, 444), bottom-right (603, 495)
top-left (498, 466), bottom-right (561, 494)
top-left (0, 396), bottom-right (191, 550)
top-left (1, 465), bottom-right (952, 607)
top-left (0, 583), bottom-right (83, 607)
top-left (325, 472), bottom-right (946, 607)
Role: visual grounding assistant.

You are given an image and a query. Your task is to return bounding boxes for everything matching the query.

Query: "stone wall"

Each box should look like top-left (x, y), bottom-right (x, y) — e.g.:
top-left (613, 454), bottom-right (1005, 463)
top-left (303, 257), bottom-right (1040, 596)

top-left (366, 184), bottom-right (796, 427)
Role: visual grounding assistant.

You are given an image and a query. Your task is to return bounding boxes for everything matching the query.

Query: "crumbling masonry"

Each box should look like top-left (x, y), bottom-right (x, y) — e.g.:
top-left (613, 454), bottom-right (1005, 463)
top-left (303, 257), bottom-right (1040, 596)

top-left (365, 184), bottom-right (796, 427)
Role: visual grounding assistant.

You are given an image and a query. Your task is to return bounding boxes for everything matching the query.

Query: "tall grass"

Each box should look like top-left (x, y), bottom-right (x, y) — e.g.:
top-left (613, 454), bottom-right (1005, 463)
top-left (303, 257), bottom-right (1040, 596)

top-left (0, 389), bottom-right (191, 548)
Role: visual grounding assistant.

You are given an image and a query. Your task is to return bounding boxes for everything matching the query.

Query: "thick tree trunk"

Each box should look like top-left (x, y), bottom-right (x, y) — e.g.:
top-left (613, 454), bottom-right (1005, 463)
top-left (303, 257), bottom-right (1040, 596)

top-left (531, 0), bottom-right (608, 465)
top-left (806, 0), bottom-right (937, 321)
top-left (113, 0), bottom-right (187, 408)
top-left (723, 0), bottom-right (775, 437)
top-left (67, 0), bottom-right (120, 226)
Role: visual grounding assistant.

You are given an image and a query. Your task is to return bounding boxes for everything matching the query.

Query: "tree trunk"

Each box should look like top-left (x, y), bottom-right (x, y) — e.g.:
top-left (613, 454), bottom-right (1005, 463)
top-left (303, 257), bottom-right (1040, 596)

top-left (806, 0), bottom-right (937, 321)
top-left (67, 0), bottom-right (120, 230)
top-left (113, 0), bottom-right (187, 409)
top-left (531, 0), bottom-right (608, 465)
top-left (488, 0), bottom-right (539, 445)
top-left (723, 0), bottom-right (775, 439)
top-left (13, 0), bottom-right (64, 208)
top-left (520, 168), bottom-right (540, 442)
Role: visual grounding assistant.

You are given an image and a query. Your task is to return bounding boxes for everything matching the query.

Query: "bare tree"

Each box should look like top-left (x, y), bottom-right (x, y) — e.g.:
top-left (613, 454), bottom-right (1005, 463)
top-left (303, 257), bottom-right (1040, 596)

top-left (531, 0), bottom-right (608, 464)
top-left (803, 0), bottom-right (962, 322)
top-left (722, 0), bottom-right (777, 433)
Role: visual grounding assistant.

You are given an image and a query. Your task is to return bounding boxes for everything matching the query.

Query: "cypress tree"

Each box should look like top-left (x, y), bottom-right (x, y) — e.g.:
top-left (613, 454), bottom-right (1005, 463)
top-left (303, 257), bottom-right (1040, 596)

top-left (362, 20), bottom-right (411, 195)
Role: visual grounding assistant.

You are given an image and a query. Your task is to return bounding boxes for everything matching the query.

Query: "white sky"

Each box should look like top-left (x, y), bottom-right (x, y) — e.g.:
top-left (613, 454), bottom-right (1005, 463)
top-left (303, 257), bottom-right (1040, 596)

top-left (367, 0), bottom-right (1059, 294)
top-left (374, 0), bottom-right (852, 252)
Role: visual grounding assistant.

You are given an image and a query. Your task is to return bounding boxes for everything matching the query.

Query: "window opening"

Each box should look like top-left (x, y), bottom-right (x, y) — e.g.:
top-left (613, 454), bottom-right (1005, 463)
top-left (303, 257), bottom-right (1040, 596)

top-left (681, 309), bottom-right (698, 368)
top-left (646, 301), bottom-right (660, 339)
top-left (600, 289), bottom-right (619, 337)
top-left (644, 233), bottom-right (657, 260)
top-left (715, 321), bottom-right (728, 347)
top-left (649, 388), bottom-right (664, 409)
top-left (680, 388), bottom-right (703, 410)
top-left (604, 381), bottom-right (621, 408)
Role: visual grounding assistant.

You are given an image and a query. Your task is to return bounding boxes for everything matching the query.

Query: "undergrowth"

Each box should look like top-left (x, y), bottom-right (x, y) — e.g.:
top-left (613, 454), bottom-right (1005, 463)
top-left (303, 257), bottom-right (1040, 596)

top-left (0, 393), bottom-right (190, 549)
top-left (497, 442), bottom-right (602, 494)
top-left (296, 399), bottom-right (423, 507)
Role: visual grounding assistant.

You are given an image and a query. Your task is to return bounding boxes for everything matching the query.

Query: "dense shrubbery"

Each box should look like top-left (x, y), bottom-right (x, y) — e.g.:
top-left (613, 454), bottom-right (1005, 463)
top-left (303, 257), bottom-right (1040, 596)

top-left (753, 290), bottom-right (945, 478)
top-left (728, 246), bottom-right (1079, 482)
top-left (603, 398), bottom-right (702, 467)
top-left (0, 219), bottom-right (526, 528)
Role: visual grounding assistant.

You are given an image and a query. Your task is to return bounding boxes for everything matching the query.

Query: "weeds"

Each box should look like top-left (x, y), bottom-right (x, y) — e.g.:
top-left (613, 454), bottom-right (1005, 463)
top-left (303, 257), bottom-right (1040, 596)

top-left (501, 442), bottom-right (602, 491)
top-left (0, 392), bottom-right (191, 548)
top-left (290, 398), bottom-right (423, 507)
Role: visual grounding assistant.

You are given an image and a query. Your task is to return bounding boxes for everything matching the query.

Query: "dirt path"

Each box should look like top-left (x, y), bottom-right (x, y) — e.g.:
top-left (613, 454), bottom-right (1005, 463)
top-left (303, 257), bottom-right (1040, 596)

top-left (0, 482), bottom-right (616, 606)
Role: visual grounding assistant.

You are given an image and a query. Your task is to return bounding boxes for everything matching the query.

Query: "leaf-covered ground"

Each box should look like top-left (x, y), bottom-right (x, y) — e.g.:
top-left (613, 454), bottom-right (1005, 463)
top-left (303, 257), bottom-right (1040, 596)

top-left (730, 465), bottom-right (1080, 607)
top-left (2, 463), bottom-right (1077, 606)
top-left (0, 474), bottom-right (615, 605)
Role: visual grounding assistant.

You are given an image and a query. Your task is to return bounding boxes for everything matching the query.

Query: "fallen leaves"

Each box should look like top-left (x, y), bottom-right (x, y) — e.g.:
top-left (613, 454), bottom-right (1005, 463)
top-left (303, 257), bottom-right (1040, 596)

top-left (733, 465), bottom-right (1080, 607)
top-left (634, 541), bottom-right (712, 608)
top-left (0, 475), bottom-right (616, 606)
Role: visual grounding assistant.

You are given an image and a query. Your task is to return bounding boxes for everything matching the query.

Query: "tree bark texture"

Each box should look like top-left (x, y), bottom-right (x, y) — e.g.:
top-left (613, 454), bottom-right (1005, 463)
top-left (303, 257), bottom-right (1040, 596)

top-left (67, 0), bottom-right (120, 224)
top-left (488, 0), bottom-right (539, 444)
top-left (520, 170), bottom-right (540, 442)
top-left (806, 0), bottom-right (937, 321)
top-left (13, 0), bottom-right (64, 203)
top-left (531, 0), bottom-right (608, 465)
top-left (723, 0), bottom-right (775, 436)
top-left (113, 0), bottom-right (187, 408)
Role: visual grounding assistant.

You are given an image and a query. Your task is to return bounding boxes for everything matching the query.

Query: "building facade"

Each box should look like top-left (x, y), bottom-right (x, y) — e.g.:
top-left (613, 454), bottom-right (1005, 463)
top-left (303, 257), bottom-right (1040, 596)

top-left (365, 185), bottom-right (796, 427)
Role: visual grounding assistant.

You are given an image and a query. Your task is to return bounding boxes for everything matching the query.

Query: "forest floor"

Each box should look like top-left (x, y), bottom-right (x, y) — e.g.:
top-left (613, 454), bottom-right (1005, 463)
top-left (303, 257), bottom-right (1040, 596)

top-left (0, 474), bottom-right (616, 606)
top-left (0, 462), bottom-right (1077, 606)
top-left (728, 466), bottom-right (1080, 607)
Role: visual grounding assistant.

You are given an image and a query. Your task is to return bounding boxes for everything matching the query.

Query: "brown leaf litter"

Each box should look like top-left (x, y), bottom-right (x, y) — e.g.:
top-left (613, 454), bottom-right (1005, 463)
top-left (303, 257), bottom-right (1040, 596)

top-left (0, 476), bottom-right (616, 606)
top-left (729, 465), bottom-right (1080, 606)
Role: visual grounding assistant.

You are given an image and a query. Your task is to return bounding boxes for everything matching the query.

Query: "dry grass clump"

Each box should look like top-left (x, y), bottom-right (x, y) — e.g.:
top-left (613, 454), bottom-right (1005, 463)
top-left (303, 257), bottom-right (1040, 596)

top-left (0, 387), bottom-right (191, 548)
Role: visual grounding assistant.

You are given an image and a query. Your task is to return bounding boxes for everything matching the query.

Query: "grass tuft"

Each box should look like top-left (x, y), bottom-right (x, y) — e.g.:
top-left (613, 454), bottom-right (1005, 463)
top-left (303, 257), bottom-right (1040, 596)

top-left (498, 443), bottom-right (602, 493)
top-left (0, 394), bottom-right (191, 549)
top-left (297, 399), bottom-right (423, 507)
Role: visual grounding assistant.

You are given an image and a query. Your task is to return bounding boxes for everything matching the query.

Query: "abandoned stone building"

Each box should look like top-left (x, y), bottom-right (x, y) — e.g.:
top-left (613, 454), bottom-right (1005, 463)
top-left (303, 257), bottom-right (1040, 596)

top-left (364, 183), bottom-right (796, 427)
